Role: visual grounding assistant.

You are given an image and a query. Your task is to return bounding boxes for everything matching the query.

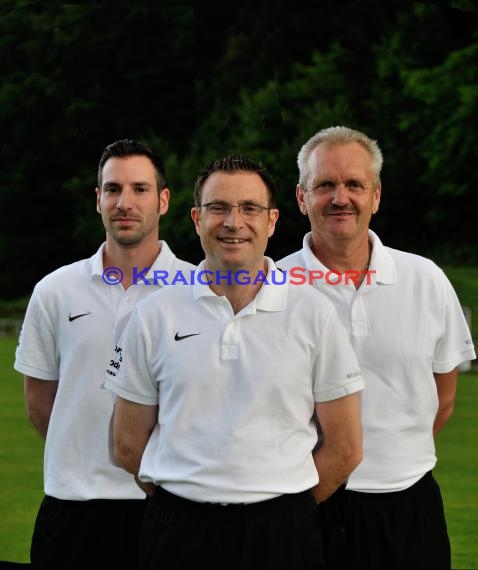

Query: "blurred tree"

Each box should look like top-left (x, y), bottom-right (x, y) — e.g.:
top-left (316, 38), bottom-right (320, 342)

top-left (400, 39), bottom-right (478, 261)
top-left (364, 3), bottom-right (477, 260)
top-left (187, 0), bottom-right (478, 260)
top-left (1, 0), bottom-right (477, 298)
top-left (0, 0), bottom-right (194, 297)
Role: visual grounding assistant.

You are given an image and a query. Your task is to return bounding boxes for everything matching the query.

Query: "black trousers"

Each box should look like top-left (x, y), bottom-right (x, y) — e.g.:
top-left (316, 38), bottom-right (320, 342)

top-left (316, 471), bottom-right (451, 570)
top-left (138, 486), bottom-right (324, 570)
top-left (30, 495), bottom-right (147, 570)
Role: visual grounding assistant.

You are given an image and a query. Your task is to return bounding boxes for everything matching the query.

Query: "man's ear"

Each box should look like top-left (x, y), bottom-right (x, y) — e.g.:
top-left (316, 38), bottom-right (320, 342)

top-left (296, 185), bottom-right (308, 216)
top-left (191, 207), bottom-right (201, 236)
top-left (372, 182), bottom-right (381, 215)
top-left (95, 187), bottom-right (101, 213)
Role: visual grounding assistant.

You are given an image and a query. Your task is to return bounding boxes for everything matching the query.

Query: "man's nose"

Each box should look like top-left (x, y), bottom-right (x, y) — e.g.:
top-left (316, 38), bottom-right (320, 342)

top-left (116, 189), bottom-right (133, 210)
top-left (331, 184), bottom-right (350, 206)
top-left (223, 205), bottom-right (244, 227)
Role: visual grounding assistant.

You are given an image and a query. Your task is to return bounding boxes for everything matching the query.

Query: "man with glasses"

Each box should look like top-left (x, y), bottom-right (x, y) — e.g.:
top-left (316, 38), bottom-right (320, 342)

top-left (105, 154), bottom-right (364, 570)
top-left (279, 126), bottom-right (476, 570)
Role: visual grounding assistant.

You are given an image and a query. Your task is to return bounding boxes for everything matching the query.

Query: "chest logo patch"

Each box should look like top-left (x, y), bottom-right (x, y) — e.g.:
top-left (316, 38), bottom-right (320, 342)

top-left (68, 312), bottom-right (92, 322)
top-left (174, 332), bottom-right (201, 341)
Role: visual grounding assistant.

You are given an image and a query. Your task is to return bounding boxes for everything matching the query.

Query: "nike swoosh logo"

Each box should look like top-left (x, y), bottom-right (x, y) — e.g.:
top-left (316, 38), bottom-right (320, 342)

top-left (174, 332), bottom-right (201, 341)
top-left (69, 312), bottom-right (92, 322)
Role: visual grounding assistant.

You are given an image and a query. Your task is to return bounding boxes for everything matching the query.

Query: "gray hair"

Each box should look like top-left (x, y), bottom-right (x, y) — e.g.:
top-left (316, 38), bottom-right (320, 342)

top-left (297, 126), bottom-right (383, 189)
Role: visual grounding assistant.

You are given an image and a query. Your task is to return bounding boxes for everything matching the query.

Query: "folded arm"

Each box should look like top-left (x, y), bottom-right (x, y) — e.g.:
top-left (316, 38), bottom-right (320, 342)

top-left (112, 396), bottom-right (158, 495)
top-left (24, 375), bottom-right (58, 439)
top-left (433, 368), bottom-right (458, 436)
top-left (312, 392), bottom-right (362, 504)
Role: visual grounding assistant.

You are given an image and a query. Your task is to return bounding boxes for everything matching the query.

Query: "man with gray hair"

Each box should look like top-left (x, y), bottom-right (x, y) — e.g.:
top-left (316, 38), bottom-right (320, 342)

top-left (279, 126), bottom-right (476, 570)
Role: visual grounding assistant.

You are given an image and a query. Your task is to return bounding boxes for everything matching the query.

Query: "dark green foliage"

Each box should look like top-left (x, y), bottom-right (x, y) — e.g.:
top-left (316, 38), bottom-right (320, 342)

top-left (0, 1), bottom-right (195, 294)
top-left (0, 0), bottom-right (477, 297)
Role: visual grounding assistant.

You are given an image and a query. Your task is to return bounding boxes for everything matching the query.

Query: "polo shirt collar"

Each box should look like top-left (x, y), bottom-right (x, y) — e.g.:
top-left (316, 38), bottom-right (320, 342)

top-left (302, 230), bottom-right (397, 285)
top-left (367, 230), bottom-right (397, 285)
top-left (255, 257), bottom-right (287, 311)
top-left (193, 257), bottom-right (286, 312)
top-left (91, 243), bottom-right (107, 278)
top-left (90, 240), bottom-right (179, 283)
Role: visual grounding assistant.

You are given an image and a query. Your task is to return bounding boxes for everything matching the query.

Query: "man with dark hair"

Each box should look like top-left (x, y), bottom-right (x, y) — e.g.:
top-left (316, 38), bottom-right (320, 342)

top-left (193, 153), bottom-right (279, 207)
top-left (105, 154), bottom-right (364, 570)
top-left (14, 139), bottom-right (195, 569)
top-left (98, 138), bottom-right (166, 190)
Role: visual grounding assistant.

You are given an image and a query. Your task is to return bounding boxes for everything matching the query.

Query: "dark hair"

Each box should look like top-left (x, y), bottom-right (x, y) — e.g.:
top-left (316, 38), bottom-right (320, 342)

top-left (97, 139), bottom-right (166, 191)
top-left (194, 153), bottom-right (278, 207)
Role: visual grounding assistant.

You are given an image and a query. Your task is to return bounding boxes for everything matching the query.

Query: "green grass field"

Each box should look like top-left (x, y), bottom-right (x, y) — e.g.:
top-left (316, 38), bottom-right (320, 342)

top-left (0, 337), bottom-right (44, 563)
top-left (435, 372), bottom-right (478, 569)
top-left (442, 266), bottom-right (478, 341)
top-left (1, 334), bottom-right (477, 567)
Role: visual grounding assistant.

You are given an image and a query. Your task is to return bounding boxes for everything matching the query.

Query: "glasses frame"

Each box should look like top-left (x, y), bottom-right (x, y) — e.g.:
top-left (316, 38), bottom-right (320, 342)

top-left (199, 201), bottom-right (272, 218)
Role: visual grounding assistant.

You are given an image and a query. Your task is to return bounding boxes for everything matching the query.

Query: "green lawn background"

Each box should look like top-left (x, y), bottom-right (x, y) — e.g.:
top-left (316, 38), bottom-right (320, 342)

top-left (0, 265), bottom-right (477, 565)
top-left (0, 335), bottom-right (477, 567)
top-left (1, 337), bottom-right (43, 563)
top-left (435, 373), bottom-right (478, 569)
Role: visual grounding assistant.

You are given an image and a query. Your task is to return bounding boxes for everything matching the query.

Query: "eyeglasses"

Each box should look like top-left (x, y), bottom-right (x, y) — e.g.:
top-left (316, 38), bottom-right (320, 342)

top-left (200, 201), bottom-right (271, 218)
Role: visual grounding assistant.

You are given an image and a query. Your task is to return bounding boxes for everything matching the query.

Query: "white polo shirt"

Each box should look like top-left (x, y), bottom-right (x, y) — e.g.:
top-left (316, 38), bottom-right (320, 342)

top-left (279, 231), bottom-right (476, 492)
top-left (14, 241), bottom-right (196, 500)
top-left (105, 258), bottom-right (364, 504)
